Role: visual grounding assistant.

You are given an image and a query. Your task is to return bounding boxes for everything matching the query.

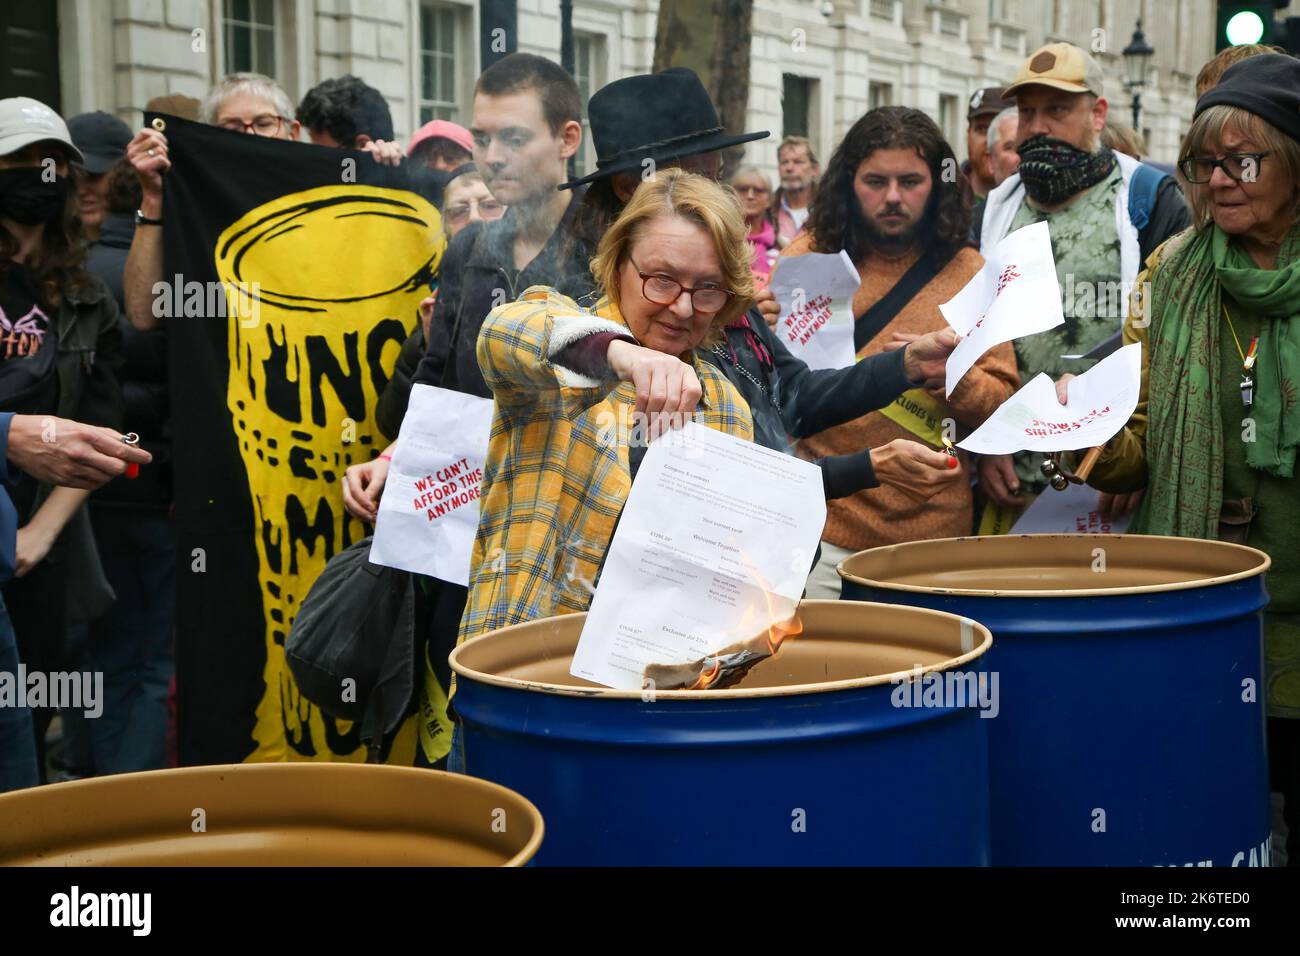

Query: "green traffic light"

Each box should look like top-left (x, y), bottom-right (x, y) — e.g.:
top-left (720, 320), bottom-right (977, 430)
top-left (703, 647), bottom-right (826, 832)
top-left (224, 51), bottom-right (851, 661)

top-left (1226, 9), bottom-right (1266, 45)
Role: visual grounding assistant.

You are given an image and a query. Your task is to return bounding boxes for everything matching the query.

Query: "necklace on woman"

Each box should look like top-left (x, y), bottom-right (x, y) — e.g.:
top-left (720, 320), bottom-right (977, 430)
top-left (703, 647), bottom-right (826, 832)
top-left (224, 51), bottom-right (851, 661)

top-left (1222, 304), bottom-right (1259, 409)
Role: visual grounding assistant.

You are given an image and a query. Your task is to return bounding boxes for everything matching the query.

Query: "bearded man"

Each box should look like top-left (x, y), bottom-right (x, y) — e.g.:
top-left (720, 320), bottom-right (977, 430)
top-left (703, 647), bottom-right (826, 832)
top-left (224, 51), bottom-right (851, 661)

top-left (785, 107), bottom-right (1019, 598)
top-left (973, 42), bottom-right (1189, 525)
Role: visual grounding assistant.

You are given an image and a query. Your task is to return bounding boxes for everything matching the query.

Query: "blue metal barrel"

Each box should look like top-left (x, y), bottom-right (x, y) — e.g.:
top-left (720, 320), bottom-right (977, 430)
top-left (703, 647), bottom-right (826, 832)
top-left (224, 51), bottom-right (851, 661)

top-left (839, 533), bottom-right (1272, 867)
top-left (450, 600), bottom-right (993, 865)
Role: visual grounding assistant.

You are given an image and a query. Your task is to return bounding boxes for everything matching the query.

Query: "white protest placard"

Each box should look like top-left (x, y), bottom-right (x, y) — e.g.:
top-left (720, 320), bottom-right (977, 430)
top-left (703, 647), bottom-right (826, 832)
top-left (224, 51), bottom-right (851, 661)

top-left (946, 221), bottom-right (1066, 395)
top-left (957, 342), bottom-right (1141, 455)
top-left (369, 383), bottom-right (494, 586)
top-left (570, 421), bottom-right (827, 690)
top-left (940, 220), bottom-right (1064, 396)
top-left (768, 250), bottom-right (861, 370)
top-left (1010, 480), bottom-right (1133, 535)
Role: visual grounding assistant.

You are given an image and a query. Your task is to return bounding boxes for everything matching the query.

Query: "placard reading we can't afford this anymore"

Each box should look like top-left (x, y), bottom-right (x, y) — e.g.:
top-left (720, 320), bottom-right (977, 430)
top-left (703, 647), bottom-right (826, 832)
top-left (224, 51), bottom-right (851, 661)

top-left (769, 250), bottom-right (861, 371)
top-left (370, 384), bottom-right (493, 586)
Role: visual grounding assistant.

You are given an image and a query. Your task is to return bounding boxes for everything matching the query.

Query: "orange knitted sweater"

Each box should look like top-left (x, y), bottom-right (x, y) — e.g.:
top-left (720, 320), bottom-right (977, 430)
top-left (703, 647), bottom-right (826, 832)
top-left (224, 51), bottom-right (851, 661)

top-left (784, 233), bottom-right (1019, 550)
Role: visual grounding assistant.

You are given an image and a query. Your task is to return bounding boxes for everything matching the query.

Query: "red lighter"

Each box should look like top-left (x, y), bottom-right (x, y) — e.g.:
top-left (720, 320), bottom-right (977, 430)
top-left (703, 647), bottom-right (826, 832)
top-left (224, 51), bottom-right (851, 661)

top-left (942, 436), bottom-right (958, 469)
top-left (122, 432), bottom-right (140, 479)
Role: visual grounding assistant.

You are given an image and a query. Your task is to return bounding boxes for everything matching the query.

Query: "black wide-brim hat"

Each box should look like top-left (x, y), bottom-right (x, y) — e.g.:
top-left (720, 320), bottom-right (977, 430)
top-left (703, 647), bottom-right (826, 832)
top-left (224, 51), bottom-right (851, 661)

top-left (559, 68), bottom-right (769, 190)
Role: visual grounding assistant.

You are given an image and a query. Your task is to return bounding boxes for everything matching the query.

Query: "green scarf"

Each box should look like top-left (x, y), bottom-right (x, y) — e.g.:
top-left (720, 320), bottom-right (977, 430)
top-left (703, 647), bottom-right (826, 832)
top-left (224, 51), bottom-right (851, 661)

top-left (1137, 221), bottom-right (1300, 537)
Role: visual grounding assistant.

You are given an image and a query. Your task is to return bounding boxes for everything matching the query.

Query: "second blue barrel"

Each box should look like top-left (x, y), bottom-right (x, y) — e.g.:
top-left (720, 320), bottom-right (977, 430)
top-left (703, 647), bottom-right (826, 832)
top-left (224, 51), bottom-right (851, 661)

top-left (839, 533), bottom-right (1272, 867)
top-left (450, 599), bottom-right (992, 866)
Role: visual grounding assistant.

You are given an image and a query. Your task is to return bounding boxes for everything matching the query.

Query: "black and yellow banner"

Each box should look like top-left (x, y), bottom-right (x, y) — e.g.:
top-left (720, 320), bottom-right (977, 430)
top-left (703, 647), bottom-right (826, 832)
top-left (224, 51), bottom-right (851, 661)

top-left (155, 114), bottom-right (445, 764)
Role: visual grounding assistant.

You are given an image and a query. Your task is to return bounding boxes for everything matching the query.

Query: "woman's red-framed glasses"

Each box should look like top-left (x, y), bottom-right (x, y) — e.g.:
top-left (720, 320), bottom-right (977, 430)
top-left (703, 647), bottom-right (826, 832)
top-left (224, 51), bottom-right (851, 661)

top-left (629, 257), bottom-right (733, 314)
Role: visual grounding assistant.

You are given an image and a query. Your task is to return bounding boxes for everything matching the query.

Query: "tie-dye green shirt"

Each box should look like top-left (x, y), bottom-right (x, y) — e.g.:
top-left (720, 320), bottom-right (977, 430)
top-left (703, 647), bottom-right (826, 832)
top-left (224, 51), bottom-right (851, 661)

top-left (1007, 164), bottom-right (1124, 491)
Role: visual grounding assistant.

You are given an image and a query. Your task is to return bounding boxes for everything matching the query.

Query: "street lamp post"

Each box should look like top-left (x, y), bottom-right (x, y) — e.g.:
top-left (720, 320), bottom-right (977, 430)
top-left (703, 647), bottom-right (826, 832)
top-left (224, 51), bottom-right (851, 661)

top-left (560, 0), bottom-right (575, 180)
top-left (1122, 20), bottom-right (1155, 133)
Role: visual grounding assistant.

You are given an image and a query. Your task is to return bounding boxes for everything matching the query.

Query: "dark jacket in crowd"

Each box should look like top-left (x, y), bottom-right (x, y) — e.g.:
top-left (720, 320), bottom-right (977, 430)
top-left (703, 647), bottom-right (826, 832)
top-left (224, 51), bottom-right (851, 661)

top-left (703, 311), bottom-right (915, 498)
top-left (376, 325), bottom-right (426, 441)
top-left (0, 266), bottom-right (125, 625)
top-left (412, 189), bottom-right (590, 397)
top-left (0, 414), bottom-right (20, 583)
top-left (85, 213), bottom-right (171, 509)
top-left (6, 275), bottom-right (126, 479)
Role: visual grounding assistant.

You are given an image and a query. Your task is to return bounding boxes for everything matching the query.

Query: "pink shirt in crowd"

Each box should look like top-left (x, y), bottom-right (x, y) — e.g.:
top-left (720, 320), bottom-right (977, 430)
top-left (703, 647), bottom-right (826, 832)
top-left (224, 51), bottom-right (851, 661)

top-left (746, 216), bottom-right (778, 285)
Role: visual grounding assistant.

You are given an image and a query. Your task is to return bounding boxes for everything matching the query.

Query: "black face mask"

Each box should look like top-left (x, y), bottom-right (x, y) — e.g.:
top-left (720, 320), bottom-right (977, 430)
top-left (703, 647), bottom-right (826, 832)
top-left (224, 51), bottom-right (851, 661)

top-left (1016, 134), bottom-right (1116, 207)
top-left (0, 167), bottom-right (71, 226)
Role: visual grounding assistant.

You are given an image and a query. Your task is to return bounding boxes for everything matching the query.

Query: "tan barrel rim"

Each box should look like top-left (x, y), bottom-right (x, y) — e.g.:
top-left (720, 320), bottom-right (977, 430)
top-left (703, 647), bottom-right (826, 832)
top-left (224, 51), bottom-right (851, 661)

top-left (450, 599), bottom-right (992, 701)
top-left (838, 533), bottom-right (1271, 598)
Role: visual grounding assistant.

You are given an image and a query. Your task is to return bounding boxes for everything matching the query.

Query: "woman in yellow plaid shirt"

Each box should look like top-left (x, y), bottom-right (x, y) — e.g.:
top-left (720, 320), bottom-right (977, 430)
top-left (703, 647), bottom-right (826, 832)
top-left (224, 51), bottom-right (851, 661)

top-left (460, 169), bottom-right (756, 645)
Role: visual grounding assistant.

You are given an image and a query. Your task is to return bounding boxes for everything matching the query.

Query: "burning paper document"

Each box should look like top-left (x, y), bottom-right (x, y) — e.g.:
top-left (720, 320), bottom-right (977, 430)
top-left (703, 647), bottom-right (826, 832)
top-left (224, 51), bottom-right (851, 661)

top-left (369, 384), bottom-right (493, 586)
top-left (958, 342), bottom-right (1141, 455)
top-left (768, 250), bottom-right (861, 370)
top-left (642, 611), bottom-right (804, 691)
top-left (570, 421), bottom-right (826, 690)
top-left (940, 220), bottom-right (1063, 396)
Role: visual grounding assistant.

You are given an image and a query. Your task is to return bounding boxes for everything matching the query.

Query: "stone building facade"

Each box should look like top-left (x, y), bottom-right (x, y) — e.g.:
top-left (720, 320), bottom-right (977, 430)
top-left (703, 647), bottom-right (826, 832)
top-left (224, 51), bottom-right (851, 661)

top-left (5, 0), bottom-right (1243, 175)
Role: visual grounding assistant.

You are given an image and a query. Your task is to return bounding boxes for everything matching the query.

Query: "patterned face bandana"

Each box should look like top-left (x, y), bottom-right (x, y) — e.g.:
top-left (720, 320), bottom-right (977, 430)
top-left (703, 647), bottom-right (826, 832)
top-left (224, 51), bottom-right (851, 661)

top-left (1016, 134), bottom-right (1116, 206)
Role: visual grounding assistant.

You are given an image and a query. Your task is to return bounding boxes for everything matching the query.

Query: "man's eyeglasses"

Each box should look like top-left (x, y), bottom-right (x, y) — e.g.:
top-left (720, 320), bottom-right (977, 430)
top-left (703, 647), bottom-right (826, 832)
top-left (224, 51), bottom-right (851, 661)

top-left (446, 198), bottom-right (505, 224)
top-left (1178, 152), bottom-right (1269, 184)
top-left (217, 114), bottom-right (290, 137)
top-left (734, 184), bottom-right (769, 196)
top-left (629, 257), bottom-right (733, 314)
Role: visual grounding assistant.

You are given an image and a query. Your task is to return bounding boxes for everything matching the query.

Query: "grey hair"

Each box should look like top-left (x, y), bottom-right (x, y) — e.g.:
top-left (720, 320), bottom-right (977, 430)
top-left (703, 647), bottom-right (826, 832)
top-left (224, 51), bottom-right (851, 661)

top-left (203, 72), bottom-right (295, 125)
top-left (986, 106), bottom-right (1018, 154)
top-left (729, 165), bottom-right (772, 190)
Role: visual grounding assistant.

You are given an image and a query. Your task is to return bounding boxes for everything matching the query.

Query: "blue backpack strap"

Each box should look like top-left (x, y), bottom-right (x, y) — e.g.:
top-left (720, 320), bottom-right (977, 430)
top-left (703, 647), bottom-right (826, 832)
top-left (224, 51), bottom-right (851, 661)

top-left (1127, 163), bottom-right (1165, 232)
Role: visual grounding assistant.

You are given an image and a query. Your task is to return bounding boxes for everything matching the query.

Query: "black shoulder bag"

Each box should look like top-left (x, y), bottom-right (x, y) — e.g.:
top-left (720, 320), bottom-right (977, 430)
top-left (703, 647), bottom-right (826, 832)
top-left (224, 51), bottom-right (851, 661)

top-left (853, 250), bottom-right (956, 352)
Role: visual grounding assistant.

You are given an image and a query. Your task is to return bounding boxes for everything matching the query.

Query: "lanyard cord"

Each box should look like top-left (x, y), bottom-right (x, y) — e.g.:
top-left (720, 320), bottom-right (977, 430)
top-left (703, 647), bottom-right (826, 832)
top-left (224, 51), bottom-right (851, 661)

top-left (1221, 303), bottom-right (1258, 369)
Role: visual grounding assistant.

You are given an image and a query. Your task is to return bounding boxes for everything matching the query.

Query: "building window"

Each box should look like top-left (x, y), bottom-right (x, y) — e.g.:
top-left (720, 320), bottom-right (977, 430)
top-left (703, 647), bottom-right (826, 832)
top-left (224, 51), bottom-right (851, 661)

top-left (573, 33), bottom-right (605, 176)
top-left (868, 82), bottom-right (892, 111)
top-left (938, 94), bottom-right (960, 153)
top-left (988, 0), bottom-right (1006, 20)
top-left (782, 74), bottom-right (813, 139)
top-left (223, 0), bottom-right (276, 76)
top-left (870, 0), bottom-right (897, 20)
top-left (0, 2), bottom-right (62, 107)
top-left (419, 3), bottom-right (460, 123)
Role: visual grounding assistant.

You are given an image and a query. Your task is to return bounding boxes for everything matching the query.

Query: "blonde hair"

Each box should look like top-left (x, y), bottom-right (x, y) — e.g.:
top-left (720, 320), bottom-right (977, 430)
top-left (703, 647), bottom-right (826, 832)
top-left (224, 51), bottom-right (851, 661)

top-left (1178, 104), bottom-right (1300, 228)
top-left (1100, 119), bottom-right (1145, 159)
top-left (1195, 44), bottom-right (1284, 99)
top-left (590, 168), bottom-right (756, 332)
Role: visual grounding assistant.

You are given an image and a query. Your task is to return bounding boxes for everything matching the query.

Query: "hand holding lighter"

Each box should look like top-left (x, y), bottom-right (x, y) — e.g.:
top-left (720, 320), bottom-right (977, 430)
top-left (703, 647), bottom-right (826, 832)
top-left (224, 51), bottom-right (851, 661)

top-left (941, 436), bottom-right (958, 469)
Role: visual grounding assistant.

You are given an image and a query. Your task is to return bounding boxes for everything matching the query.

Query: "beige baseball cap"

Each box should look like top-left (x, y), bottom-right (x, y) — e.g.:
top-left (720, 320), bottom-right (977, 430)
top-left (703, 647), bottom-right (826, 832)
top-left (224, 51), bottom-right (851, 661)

top-left (1003, 43), bottom-right (1105, 98)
